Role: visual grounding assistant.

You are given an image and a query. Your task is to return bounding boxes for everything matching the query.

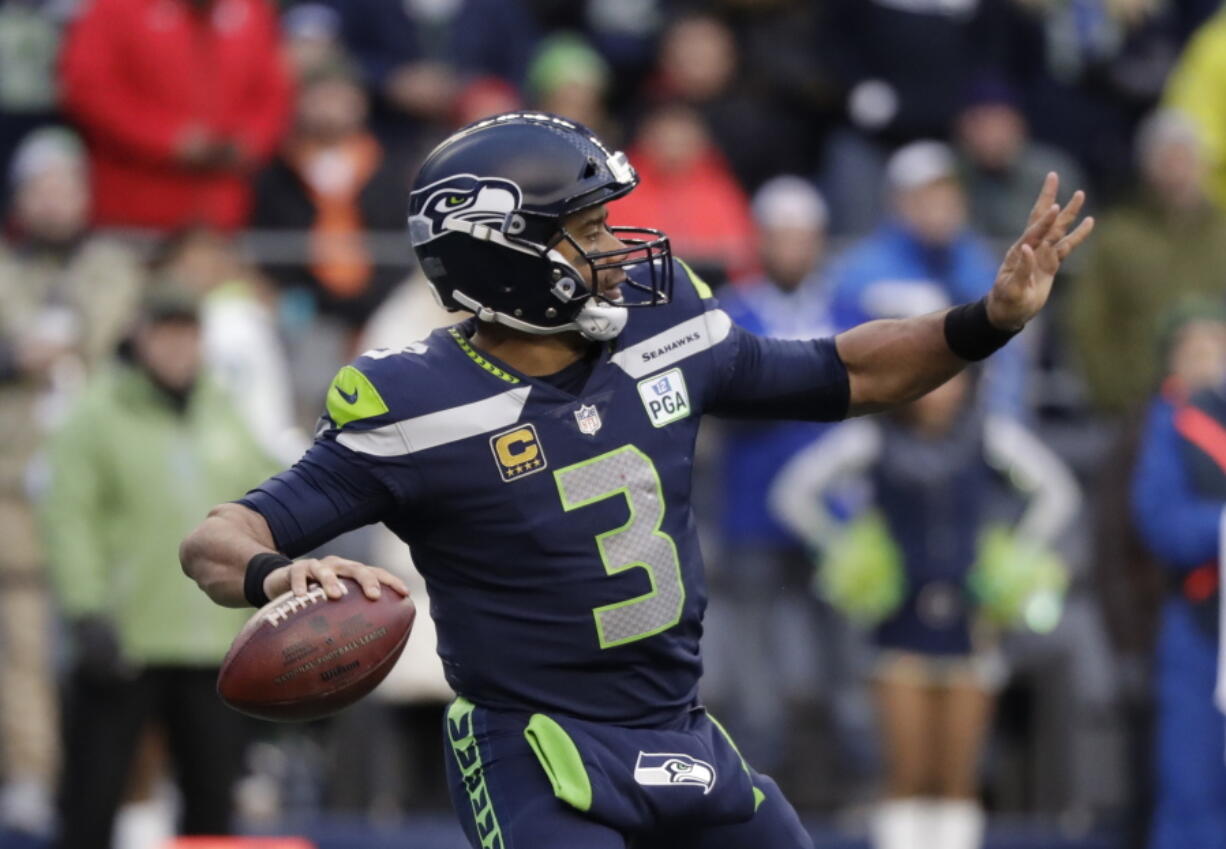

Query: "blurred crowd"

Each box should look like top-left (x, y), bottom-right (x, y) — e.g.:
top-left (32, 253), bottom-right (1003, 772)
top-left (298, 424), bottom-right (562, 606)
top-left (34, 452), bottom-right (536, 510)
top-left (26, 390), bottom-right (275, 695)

top-left (4, 0), bottom-right (1226, 847)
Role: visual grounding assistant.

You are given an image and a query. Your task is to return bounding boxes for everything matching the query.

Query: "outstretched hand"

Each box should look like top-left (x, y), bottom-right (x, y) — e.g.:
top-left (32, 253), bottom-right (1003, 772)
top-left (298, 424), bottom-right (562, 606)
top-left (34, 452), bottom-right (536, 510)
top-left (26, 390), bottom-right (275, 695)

top-left (986, 172), bottom-right (1095, 331)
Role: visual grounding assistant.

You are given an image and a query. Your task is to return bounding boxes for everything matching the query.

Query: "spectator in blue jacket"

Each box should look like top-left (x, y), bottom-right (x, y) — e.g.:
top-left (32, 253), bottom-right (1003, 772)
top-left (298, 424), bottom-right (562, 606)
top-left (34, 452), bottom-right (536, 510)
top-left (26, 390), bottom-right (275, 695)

top-left (707, 176), bottom-right (839, 787)
top-left (829, 141), bottom-right (1026, 417)
top-left (1132, 302), bottom-right (1226, 849)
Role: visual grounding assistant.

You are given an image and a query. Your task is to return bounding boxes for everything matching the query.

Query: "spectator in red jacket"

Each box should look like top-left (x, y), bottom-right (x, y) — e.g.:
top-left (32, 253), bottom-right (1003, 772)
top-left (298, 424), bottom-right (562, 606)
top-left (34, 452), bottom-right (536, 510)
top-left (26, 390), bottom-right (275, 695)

top-left (60, 0), bottom-right (292, 231)
top-left (611, 102), bottom-right (757, 288)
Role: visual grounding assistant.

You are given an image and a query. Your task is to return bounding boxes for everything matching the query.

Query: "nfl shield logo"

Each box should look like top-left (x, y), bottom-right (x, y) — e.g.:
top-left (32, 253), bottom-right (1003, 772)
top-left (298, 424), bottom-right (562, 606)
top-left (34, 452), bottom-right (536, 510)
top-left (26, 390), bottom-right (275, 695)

top-left (574, 404), bottom-right (602, 436)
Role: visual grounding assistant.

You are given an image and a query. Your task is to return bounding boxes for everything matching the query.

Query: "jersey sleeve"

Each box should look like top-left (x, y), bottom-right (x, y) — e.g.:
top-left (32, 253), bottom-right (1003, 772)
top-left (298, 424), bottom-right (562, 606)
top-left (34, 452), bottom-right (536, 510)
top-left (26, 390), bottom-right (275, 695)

top-left (707, 326), bottom-right (849, 422)
top-left (238, 354), bottom-right (423, 557)
top-left (236, 440), bottom-right (399, 557)
top-left (672, 261), bottom-right (849, 422)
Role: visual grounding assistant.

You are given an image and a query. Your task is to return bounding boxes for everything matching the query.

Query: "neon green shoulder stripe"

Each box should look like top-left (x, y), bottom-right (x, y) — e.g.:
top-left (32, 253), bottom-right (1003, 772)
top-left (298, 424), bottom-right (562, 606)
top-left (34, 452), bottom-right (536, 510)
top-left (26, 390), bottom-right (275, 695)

top-left (677, 258), bottom-right (714, 300)
top-left (326, 365), bottom-right (390, 427)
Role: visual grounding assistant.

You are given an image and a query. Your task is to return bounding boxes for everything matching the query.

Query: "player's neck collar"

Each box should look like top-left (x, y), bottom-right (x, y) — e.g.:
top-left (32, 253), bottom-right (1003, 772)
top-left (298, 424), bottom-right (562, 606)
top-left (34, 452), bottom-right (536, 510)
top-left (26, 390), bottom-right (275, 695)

top-left (465, 320), bottom-right (593, 379)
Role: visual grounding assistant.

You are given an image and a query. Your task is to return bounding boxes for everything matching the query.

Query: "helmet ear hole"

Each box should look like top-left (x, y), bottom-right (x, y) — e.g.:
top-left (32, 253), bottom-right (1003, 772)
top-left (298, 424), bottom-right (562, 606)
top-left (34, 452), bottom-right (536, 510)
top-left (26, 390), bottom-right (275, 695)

top-left (504, 213), bottom-right (527, 235)
top-left (551, 276), bottom-right (578, 303)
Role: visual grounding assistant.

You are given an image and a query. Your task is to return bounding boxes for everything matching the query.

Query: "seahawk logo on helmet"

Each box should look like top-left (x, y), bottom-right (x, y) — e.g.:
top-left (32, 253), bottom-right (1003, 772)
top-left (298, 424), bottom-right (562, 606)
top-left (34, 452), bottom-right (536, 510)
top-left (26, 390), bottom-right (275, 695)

top-left (409, 174), bottom-right (525, 246)
top-left (407, 111), bottom-right (673, 342)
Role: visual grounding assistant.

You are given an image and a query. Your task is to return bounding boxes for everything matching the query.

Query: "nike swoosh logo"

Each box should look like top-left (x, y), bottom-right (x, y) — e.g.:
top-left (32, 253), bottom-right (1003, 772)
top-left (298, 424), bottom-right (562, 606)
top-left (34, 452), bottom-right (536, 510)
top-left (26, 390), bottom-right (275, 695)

top-left (335, 385), bottom-right (359, 404)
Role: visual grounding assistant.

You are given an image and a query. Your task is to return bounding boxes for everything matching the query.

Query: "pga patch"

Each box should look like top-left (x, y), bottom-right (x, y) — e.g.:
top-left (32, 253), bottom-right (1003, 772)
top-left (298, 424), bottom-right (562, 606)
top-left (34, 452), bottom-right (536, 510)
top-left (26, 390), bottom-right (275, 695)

top-left (489, 424), bottom-right (547, 482)
top-left (638, 368), bottom-right (691, 428)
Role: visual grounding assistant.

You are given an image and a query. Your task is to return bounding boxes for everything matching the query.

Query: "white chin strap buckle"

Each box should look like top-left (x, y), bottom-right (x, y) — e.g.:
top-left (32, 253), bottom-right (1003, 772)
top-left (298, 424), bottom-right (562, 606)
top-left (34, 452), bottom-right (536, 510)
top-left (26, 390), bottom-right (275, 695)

top-left (574, 300), bottom-right (628, 341)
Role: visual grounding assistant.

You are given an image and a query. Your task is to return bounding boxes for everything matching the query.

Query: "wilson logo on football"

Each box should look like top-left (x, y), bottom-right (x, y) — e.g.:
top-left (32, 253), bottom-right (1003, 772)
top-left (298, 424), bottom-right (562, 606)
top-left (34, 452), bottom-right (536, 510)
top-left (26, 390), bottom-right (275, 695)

top-left (633, 752), bottom-right (716, 795)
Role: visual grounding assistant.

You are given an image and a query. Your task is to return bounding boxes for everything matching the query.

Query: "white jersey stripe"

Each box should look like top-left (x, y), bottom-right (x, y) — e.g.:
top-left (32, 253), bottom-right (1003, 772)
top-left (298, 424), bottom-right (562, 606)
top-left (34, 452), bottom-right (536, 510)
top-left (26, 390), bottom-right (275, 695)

top-left (337, 386), bottom-right (533, 457)
top-left (611, 309), bottom-right (733, 379)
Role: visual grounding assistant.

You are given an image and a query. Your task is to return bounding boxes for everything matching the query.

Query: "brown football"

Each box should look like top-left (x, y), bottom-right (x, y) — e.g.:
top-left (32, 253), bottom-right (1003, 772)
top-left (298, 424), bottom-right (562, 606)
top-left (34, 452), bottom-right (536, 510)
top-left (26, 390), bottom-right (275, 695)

top-left (217, 578), bottom-right (415, 721)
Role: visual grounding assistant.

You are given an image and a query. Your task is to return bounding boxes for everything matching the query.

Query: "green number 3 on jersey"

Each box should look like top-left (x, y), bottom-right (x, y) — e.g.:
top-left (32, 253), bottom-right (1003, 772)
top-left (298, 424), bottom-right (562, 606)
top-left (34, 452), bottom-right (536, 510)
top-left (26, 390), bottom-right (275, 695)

top-left (554, 445), bottom-right (685, 648)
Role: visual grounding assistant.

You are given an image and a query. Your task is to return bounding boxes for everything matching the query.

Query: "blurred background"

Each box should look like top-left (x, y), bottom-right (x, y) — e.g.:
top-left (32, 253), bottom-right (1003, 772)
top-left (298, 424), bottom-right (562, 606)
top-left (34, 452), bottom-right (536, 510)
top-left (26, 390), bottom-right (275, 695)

top-left (3, 0), bottom-right (1226, 847)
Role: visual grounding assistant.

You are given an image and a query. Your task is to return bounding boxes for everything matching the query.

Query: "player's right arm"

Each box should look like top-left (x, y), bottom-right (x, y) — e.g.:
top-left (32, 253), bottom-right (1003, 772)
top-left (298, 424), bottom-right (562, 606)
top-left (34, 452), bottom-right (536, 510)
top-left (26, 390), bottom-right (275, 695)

top-left (182, 360), bottom-right (414, 608)
top-left (180, 501), bottom-right (280, 607)
top-left (180, 499), bottom-right (407, 608)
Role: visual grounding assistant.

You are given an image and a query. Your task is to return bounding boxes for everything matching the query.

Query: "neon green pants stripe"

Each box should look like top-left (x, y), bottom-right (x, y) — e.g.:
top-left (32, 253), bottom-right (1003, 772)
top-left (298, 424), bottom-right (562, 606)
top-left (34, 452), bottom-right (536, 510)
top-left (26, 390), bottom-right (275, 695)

top-left (447, 698), bottom-right (506, 849)
top-left (708, 712), bottom-right (767, 812)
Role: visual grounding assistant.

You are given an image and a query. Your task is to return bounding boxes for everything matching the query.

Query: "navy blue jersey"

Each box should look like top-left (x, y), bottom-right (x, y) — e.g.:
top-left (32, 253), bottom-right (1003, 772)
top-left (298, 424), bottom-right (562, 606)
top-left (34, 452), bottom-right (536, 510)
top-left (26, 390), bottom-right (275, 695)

top-left (241, 261), bottom-right (848, 725)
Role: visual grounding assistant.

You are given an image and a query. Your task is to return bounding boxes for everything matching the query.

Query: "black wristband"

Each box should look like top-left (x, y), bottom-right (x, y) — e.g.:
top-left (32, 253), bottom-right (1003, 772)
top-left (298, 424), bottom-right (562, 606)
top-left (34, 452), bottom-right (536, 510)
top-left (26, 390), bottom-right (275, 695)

top-left (244, 552), bottom-right (292, 608)
top-left (943, 297), bottom-right (1020, 362)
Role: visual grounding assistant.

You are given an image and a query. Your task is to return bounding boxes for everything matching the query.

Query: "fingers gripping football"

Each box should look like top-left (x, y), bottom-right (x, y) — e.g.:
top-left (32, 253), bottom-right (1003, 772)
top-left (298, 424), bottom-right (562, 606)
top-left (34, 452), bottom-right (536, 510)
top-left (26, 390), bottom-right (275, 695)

top-left (264, 555), bottom-right (409, 603)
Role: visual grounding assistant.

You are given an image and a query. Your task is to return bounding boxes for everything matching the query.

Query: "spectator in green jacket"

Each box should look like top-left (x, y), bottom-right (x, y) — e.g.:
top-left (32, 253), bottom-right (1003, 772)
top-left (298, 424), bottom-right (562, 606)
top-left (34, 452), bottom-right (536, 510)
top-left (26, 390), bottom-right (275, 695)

top-left (40, 287), bottom-right (279, 849)
top-left (1069, 108), bottom-right (1226, 416)
top-left (0, 126), bottom-right (144, 837)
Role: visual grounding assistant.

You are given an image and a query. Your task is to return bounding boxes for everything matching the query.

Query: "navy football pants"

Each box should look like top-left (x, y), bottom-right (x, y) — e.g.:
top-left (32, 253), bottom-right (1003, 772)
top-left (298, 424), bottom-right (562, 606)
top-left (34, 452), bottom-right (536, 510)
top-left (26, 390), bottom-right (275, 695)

top-left (442, 700), bottom-right (814, 849)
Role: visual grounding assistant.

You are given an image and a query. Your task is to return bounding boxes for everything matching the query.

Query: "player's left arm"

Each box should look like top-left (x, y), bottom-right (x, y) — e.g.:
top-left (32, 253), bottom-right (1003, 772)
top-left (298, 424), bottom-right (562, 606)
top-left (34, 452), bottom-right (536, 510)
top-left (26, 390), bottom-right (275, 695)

top-left (837, 173), bottom-right (1093, 415)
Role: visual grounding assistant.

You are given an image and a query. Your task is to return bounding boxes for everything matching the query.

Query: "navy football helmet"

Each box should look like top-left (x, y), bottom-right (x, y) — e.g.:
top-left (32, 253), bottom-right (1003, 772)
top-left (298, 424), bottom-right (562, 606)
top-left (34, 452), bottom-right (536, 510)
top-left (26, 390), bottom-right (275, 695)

top-left (408, 112), bottom-right (673, 341)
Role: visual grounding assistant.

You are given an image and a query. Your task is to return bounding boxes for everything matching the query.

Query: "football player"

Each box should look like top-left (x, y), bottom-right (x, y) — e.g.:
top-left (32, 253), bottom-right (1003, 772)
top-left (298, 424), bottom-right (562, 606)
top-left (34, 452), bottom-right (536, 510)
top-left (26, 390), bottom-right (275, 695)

top-left (181, 112), bottom-right (1092, 849)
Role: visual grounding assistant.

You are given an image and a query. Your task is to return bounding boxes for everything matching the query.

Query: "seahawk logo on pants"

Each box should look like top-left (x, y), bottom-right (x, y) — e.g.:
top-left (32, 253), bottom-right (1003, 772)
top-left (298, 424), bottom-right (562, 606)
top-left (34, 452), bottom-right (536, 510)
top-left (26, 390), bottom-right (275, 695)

top-left (633, 752), bottom-right (716, 795)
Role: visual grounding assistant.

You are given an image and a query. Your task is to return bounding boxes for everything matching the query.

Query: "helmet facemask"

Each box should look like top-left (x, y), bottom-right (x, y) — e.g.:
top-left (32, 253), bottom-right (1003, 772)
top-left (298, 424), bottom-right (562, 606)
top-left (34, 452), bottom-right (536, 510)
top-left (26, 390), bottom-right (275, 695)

top-left (551, 225), bottom-right (674, 309)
